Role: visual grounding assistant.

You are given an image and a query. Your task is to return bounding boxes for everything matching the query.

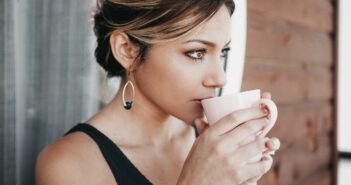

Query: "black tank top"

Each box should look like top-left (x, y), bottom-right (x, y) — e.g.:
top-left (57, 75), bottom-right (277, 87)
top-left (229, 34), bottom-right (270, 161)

top-left (65, 123), bottom-right (199, 185)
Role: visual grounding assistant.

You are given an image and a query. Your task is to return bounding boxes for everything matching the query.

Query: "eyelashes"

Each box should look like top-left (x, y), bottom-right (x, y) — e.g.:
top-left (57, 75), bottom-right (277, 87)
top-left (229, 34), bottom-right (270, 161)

top-left (185, 49), bottom-right (207, 61)
top-left (185, 47), bottom-right (231, 62)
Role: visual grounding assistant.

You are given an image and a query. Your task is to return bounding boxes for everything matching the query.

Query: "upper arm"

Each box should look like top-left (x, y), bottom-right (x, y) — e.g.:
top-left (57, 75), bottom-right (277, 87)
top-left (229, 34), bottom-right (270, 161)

top-left (35, 141), bottom-right (83, 185)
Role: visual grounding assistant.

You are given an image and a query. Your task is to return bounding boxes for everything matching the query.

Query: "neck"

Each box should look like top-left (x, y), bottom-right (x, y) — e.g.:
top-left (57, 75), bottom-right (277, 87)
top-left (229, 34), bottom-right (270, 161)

top-left (99, 86), bottom-right (187, 146)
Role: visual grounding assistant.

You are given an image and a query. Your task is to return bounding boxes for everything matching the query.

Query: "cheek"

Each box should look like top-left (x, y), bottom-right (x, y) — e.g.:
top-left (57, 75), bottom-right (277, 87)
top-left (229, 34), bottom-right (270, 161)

top-left (134, 53), bottom-right (204, 121)
top-left (137, 55), bottom-right (199, 100)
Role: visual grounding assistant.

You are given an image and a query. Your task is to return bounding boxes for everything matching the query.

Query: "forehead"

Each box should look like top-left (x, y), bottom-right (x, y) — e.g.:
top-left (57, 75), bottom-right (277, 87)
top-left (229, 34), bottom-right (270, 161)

top-left (178, 5), bottom-right (232, 44)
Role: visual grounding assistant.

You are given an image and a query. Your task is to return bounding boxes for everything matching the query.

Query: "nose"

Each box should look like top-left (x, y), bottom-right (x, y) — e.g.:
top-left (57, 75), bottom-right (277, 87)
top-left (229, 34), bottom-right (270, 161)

top-left (202, 59), bottom-right (227, 88)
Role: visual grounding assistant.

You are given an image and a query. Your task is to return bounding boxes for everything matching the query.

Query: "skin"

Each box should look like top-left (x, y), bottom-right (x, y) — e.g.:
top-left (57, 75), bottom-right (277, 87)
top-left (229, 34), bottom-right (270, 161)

top-left (35, 5), bottom-right (280, 185)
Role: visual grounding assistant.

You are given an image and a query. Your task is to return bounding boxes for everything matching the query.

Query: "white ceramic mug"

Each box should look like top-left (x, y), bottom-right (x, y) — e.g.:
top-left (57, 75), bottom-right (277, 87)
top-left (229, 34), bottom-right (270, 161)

top-left (201, 89), bottom-right (278, 166)
top-left (201, 89), bottom-right (277, 138)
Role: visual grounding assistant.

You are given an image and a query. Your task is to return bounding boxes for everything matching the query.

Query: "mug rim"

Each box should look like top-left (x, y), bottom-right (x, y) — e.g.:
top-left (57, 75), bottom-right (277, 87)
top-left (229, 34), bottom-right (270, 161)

top-left (201, 89), bottom-right (261, 104)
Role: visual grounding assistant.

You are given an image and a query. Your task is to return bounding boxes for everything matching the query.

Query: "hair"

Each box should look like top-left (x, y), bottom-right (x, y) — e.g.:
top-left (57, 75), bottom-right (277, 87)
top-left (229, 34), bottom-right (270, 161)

top-left (93, 0), bottom-right (235, 79)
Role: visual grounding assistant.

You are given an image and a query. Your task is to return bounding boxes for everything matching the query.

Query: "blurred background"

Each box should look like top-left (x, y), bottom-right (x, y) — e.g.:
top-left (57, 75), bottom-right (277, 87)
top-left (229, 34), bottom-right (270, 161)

top-left (1, 0), bottom-right (350, 185)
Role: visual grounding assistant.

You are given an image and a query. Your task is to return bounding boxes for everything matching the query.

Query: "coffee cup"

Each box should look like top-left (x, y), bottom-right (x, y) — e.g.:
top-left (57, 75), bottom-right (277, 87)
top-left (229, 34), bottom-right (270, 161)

top-left (201, 89), bottom-right (278, 164)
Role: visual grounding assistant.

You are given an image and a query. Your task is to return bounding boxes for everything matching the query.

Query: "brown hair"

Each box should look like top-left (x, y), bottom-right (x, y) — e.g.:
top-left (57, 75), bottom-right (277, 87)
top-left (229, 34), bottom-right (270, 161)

top-left (93, 0), bottom-right (235, 78)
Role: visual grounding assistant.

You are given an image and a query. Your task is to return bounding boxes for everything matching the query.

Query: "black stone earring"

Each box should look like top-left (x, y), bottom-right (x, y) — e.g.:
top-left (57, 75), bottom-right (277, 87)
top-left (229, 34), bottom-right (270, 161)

top-left (122, 80), bottom-right (135, 110)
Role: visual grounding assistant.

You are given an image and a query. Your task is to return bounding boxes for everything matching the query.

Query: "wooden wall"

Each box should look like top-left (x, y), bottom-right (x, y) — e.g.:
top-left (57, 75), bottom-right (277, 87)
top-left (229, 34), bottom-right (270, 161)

top-left (241, 0), bottom-right (336, 185)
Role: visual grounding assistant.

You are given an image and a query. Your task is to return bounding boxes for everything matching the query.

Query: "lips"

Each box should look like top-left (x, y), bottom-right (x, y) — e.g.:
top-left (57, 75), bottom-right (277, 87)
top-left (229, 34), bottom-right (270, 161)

top-left (193, 96), bottom-right (215, 102)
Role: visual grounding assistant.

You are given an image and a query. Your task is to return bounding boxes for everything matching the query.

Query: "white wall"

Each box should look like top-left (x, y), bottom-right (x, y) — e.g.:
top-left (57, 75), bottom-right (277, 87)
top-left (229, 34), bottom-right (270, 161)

top-left (221, 0), bottom-right (247, 95)
top-left (337, 0), bottom-right (351, 152)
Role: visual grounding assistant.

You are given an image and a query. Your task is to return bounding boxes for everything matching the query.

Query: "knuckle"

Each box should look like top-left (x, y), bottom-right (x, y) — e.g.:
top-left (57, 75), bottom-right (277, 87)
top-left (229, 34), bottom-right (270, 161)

top-left (227, 112), bottom-right (238, 122)
top-left (212, 140), bottom-right (225, 155)
top-left (202, 129), bottom-right (215, 142)
top-left (246, 123), bottom-right (258, 134)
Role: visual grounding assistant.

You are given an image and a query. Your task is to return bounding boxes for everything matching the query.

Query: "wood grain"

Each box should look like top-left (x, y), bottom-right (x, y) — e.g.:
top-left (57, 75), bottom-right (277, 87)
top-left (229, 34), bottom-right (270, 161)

top-left (241, 61), bottom-right (334, 105)
top-left (259, 135), bottom-right (332, 185)
top-left (248, 0), bottom-right (334, 32)
top-left (246, 14), bottom-right (333, 66)
top-left (244, 0), bottom-right (336, 184)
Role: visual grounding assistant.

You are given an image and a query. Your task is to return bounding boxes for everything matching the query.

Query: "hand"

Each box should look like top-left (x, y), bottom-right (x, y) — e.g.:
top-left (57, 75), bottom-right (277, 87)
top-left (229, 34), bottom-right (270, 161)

top-left (182, 92), bottom-right (280, 185)
top-left (243, 92), bottom-right (280, 185)
top-left (177, 92), bottom-right (279, 185)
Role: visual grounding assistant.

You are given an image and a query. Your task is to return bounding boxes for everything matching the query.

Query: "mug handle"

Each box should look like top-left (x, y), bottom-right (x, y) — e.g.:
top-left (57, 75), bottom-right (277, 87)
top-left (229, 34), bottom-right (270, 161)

top-left (243, 99), bottom-right (278, 166)
top-left (253, 98), bottom-right (278, 137)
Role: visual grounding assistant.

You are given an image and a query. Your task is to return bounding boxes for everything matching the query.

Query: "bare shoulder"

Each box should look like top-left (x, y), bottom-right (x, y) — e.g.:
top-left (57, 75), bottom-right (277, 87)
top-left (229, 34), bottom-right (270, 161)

top-left (35, 132), bottom-right (116, 185)
top-left (35, 132), bottom-right (90, 185)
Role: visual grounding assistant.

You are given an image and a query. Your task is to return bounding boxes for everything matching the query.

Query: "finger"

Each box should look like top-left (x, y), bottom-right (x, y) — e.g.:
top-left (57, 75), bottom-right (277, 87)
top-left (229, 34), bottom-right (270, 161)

top-left (241, 181), bottom-right (258, 185)
top-left (261, 92), bottom-right (271, 99)
top-left (241, 181), bottom-right (257, 185)
top-left (240, 154), bottom-right (273, 182)
top-left (263, 137), bottom-right (280, 155)
top-left (244, 176), bottom-right (261, 184)
top-left (193, 118), bottom-right (209, 135)
top-left (265, 137), bottom-right (280, 151)
top-left (219, 118), bottom-right (269, 148)
top-left (232, 137), bottom-right (269, 163)
top-left (210, 107), bottom-right (268, 136)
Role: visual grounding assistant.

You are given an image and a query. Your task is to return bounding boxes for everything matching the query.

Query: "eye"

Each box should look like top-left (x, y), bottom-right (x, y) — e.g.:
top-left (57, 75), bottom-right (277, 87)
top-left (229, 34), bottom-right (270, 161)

top-left (185, 49), bottom-right (206, 61)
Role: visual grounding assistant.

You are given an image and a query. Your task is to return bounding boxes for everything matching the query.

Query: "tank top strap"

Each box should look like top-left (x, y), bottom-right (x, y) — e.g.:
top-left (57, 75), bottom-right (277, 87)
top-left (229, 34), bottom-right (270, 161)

top-left (65, 123), bottom-right (153, 185)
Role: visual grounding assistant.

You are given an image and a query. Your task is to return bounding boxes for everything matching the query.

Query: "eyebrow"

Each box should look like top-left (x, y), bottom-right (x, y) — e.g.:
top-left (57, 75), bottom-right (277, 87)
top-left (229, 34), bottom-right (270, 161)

top-left (183, 39), bottom-right (231, 48)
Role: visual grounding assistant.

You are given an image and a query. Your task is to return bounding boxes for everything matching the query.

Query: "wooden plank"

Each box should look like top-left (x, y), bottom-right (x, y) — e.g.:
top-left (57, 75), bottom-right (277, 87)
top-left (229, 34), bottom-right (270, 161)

top-left (244, 1), bottom-right (337, 185)
top-left (245, 57), bottom-right (332, 69)
top-left (257, 102), bottom-right (334, 185)
top-left (294, 169), bottom-right (331, 185)
top-left (246, 14), bottom-right (333, 66)
top-left (241, 61), bottom-right (334, 105)
top-left (267, 102), bottom-right (334, 152)
top-left (258, 135), bottom-right (332, 185)
top-left (248, 0), bottom-right (334, 32)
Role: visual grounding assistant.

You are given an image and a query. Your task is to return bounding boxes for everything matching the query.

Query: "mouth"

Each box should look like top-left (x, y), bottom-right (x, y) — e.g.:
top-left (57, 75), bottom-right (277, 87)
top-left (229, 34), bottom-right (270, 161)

top-left (193, 96), bottom-right (215, 103)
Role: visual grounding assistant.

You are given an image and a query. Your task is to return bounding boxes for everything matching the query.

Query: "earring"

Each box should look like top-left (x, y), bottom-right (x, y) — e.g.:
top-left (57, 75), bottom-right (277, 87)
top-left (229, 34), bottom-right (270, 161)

top-left (122, 80), bottom-right (135, 110)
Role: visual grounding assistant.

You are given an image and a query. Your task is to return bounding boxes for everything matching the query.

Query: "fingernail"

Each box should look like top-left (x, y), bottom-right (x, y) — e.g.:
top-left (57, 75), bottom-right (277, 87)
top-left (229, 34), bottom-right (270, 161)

top-left (261, 105), bottom-right (269, 115)
top-left (265, 140), bottom-right (271, 149)
top-left (260, 103), bottom-right (264, 109)
top-left (266, 140), bottom-right (274, 149)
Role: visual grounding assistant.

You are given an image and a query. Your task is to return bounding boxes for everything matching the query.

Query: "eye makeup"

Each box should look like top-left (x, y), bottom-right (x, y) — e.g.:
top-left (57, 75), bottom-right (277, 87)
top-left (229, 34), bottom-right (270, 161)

top-left (185, 48), bottom-right (207, 62)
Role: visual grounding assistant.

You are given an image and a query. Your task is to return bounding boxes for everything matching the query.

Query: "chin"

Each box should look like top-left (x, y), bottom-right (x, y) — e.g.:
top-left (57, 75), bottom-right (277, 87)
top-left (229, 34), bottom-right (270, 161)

top-left (169, 102), bottom-right (205, 124)
top-left (180, 112), bottom-right (205, 125)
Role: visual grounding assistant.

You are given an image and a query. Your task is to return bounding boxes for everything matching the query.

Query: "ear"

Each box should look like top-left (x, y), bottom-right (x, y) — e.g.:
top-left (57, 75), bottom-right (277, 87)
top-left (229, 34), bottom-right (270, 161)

top-left (110, 32), bottom-right (139, 71)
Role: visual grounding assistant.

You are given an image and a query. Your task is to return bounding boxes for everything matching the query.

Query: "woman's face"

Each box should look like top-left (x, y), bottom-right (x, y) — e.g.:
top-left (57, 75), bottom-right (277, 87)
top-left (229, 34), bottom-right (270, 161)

top-left (133, 5), bottom-right (232, 123)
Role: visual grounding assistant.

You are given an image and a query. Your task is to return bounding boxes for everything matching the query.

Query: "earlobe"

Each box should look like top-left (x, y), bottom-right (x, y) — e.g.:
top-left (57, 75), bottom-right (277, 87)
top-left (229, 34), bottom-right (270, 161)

top-left (110, 32), bottom-right (138, 70)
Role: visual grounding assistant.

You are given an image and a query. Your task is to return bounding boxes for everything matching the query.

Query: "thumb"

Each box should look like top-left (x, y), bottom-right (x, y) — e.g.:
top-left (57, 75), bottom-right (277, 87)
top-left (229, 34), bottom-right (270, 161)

top-left (261, 92), bottom-right (272, 99)
top-left (193, 117), bottom-right (209, 135)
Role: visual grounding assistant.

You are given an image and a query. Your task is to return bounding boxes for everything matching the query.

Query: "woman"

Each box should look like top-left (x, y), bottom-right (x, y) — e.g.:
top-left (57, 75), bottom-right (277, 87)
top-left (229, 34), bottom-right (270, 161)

top-left (35, 0), bottom-right (280, 184)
